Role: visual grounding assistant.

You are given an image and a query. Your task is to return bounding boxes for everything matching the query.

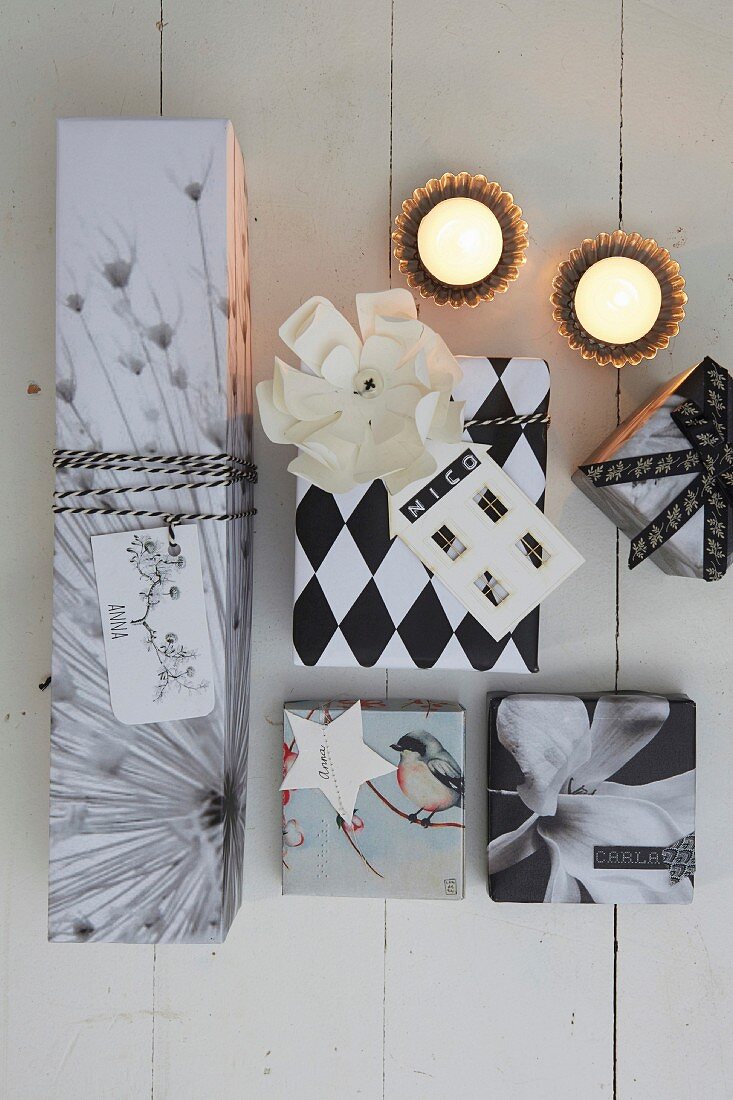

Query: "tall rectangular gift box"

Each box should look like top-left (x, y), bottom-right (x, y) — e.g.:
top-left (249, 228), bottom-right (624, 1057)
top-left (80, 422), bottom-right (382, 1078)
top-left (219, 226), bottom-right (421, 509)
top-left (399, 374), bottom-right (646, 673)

top-left (487, 692), bottom-right (696, 904)
top-left (50, 120), bottom-right (254, 942)
top-left (294, 357), bottom-right (550, 670)
top-left (282, 700), bottom-right (465, 899)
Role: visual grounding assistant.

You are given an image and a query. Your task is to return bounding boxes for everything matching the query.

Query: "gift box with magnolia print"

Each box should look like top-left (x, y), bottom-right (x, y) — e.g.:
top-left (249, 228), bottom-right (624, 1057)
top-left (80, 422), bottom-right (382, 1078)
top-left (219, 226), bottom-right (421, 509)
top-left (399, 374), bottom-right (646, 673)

top-left (487, 692), bottom-right (695, 904)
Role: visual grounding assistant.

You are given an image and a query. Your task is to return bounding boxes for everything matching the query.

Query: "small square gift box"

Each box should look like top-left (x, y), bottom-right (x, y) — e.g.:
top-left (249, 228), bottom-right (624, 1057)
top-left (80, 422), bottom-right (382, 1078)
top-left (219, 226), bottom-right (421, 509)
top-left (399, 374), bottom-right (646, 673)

top-left (49, 120), bottom-right (254, 943)
top-left (292, 352), bottom-right (552, 671)
top-left (574, 356), bottom-right (733, 580)
top-left (282, 700), bottom-right (465, 899)
top-left (487, 692), bottom-right (696, 904)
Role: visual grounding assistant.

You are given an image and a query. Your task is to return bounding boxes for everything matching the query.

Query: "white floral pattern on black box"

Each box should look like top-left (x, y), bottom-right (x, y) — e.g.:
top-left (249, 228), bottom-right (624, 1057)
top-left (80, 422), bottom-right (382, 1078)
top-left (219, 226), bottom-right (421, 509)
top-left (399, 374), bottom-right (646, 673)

top-left (487, 692), bottom-right (695, 904)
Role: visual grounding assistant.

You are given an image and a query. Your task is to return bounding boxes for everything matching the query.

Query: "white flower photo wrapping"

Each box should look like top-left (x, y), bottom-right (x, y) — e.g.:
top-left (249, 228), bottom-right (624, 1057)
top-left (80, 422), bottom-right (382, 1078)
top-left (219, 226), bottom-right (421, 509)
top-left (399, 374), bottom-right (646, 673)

top-left (488, 693), bottom-right (695, 904)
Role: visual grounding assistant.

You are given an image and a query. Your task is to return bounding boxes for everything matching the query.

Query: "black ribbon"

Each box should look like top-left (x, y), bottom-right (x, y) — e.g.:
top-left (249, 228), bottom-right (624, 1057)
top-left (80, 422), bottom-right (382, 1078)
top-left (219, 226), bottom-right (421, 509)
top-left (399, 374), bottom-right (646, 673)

top-left (580, 360), bottom-right (733, 581)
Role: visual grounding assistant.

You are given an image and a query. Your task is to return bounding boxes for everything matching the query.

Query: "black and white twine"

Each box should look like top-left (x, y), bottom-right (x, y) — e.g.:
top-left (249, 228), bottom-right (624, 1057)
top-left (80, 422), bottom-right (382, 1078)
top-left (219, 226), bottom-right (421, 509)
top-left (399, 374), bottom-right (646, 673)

top-left (53, 449), bottom-right (257, 531)
top-left (52, 415), bottom-right (539, 529)
top-left (464, 411), bottom-right (551, 430)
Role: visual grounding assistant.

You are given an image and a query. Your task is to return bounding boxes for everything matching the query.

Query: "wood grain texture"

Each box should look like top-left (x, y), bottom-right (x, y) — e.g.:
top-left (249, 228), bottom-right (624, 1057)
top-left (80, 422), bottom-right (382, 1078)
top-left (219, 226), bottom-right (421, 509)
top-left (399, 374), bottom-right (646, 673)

top-left (384, 3), bottom-right (620, 1095)
top-left (0, 0), bottom-right (731, 1097)
top-left (0, 5), bottom-right (160, 1098)
top-left (616, 2), bottom-right (733, 1097)
top-left (154, 3), bottom-right (392, 1098)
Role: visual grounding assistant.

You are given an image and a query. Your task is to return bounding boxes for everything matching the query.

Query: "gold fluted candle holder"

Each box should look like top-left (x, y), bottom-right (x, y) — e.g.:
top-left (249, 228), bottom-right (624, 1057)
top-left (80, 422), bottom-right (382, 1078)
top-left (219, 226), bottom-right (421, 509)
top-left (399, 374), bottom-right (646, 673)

top-left (551, 230), bottom-right (687, 368)
top-left (392, 171), bottom-right (528, 308)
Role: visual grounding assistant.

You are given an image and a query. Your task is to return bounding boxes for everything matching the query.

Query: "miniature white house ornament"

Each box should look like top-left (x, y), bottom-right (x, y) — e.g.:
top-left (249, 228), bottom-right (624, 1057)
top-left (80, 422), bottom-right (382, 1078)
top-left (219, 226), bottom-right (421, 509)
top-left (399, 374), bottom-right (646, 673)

top-left (388, 442), bottom-right (584, 639)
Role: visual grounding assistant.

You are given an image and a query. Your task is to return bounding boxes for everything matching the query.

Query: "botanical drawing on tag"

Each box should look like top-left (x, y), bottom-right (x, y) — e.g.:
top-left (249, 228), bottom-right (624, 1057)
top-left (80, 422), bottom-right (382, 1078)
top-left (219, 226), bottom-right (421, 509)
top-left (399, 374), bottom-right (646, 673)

top-left (127, 535), bottom-right (208, 702)
top-left (91, 523), bottom-right (215, 725)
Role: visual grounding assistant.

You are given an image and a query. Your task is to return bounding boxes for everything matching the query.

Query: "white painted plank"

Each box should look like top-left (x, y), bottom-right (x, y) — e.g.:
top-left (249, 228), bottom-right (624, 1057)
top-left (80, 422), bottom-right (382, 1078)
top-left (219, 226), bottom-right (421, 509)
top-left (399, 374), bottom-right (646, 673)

top-left (384, 1), bottom-right (622, 1095)
top-left (153, 4), bottom-right (393, 1097)
top-left (617, 2), bottom-right (733, 1097)
top-left (0, 4), bottom-right (160, 1098)
top-left (2, 2), bottom-right (732, 1098)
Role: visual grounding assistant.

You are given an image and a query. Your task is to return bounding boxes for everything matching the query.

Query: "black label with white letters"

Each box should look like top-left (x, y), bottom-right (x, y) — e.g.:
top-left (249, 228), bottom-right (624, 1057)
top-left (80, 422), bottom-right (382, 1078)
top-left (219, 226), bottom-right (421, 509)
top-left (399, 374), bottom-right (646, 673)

top-left (399, 449), bottom-right (481, 523)
top-left (593, 845), bottom-right (667, 870)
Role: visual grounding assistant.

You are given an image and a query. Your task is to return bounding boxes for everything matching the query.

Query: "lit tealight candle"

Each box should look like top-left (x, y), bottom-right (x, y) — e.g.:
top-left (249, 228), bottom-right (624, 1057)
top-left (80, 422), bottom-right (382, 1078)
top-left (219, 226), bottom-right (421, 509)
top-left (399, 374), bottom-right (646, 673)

top-left (574, 256), bottom-right (662, 345)
top-left (417, 197), bottom-right (504, 287)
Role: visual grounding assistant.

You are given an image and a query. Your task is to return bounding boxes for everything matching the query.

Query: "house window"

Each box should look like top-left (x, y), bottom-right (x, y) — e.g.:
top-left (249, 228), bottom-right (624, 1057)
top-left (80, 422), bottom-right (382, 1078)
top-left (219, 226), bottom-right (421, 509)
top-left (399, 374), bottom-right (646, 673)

top-left (516, 532), bottom-right (547, 569)
top-left (474, 571), bottom-right (510, 606)
top-left (473, 486), bottom-right (508, 522)
top-left (432, 525), bottom-right (467, 561)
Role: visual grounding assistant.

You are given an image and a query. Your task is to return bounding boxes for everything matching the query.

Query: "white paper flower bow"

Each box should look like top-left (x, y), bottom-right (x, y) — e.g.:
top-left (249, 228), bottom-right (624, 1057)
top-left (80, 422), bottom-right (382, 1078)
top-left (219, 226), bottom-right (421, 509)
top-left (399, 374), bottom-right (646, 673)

top-left (256, 289), bottom-right (464, 494)
top-left (489, 694), bottom-right (695, 903)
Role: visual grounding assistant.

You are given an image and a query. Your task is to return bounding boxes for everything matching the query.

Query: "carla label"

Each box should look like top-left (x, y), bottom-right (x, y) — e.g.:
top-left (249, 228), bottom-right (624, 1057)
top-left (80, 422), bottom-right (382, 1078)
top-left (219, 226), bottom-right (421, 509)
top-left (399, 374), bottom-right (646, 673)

top-left (593, 845), bottom-right (667, 869)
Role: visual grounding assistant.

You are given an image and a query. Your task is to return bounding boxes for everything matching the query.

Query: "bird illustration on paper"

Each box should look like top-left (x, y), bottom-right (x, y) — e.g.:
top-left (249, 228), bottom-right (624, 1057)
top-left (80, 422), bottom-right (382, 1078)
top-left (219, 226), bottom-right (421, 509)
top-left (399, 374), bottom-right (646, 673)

top-left (390, 732), bottom-right (464, 827)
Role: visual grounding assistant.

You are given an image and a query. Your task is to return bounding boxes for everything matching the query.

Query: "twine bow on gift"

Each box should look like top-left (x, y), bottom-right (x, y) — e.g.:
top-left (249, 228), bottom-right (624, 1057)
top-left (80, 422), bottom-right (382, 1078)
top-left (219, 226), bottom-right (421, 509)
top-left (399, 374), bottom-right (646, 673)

top-left (581, 360), bottom-right (733, 581)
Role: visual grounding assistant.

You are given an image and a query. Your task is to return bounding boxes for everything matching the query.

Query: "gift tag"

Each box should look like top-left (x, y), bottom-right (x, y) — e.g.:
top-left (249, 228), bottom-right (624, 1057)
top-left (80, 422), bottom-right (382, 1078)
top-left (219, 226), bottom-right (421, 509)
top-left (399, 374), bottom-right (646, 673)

top-left (91, 524), bottom-right (215, 725)
top-left (281, 701), bottom-right (396, 822)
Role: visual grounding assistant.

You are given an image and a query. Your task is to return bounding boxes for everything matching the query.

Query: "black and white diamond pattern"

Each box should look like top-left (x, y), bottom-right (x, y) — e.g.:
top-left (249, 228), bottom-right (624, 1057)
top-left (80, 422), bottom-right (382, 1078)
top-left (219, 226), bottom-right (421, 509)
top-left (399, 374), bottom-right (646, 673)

top-left (293, 356), bottom-right (550, 670)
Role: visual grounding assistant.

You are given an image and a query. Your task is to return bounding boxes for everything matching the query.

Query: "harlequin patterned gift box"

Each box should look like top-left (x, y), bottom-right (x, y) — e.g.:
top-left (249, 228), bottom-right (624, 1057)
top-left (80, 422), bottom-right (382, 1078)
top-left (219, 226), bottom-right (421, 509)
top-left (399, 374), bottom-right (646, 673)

top-left (487, 692), bottom-right (696, 904)
top-left (49, 119), bottom-right (254, 943)
top-left (293, 356), bottom-right (550, 670)
top-left (574, 356), bottom-right (733, 580)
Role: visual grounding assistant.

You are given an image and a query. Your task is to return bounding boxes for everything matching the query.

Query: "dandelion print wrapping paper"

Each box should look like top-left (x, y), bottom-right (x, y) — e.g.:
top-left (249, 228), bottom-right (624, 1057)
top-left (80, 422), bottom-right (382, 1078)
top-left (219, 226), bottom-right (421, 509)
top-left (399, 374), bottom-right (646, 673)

top-left (50, 119), bottom-right (254, 943)
top-left (487, 693), bottom-right (696, 904)
top-left (282, 701), bottom-right (465, 899)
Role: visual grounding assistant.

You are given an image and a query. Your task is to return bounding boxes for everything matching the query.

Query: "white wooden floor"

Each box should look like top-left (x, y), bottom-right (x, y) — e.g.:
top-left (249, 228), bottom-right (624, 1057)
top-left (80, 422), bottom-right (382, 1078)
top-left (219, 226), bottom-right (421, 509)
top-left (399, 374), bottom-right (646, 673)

top-left (1, 2), bottom-right (732, 1097)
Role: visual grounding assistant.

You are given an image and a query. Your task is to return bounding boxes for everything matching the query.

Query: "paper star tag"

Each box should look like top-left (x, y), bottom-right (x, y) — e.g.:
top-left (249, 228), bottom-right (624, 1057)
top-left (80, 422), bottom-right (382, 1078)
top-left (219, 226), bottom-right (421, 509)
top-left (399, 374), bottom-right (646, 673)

top-left (281, 701), bottom-right (397, 822)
